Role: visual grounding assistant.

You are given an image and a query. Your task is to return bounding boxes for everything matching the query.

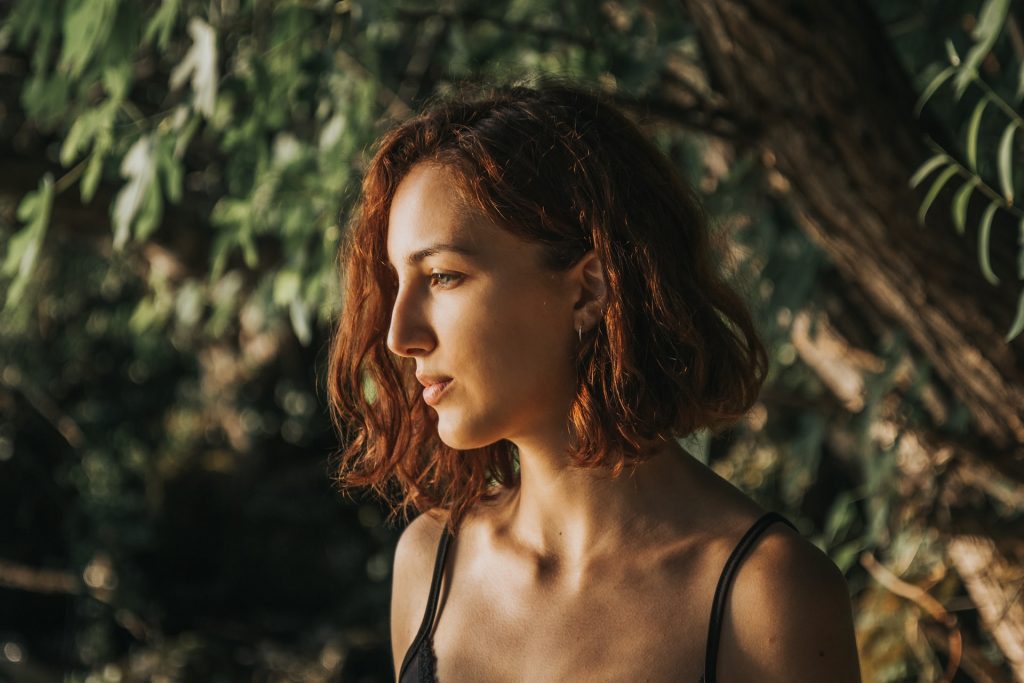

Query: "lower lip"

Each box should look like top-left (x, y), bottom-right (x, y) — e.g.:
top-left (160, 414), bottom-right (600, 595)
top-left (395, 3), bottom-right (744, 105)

top-left (423, 380), bottom-right (453, 406)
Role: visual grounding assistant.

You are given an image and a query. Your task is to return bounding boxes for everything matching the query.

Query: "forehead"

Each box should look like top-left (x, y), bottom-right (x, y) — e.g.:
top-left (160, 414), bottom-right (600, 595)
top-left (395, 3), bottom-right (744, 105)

top-left (385, 164), bottom-right (488, 263)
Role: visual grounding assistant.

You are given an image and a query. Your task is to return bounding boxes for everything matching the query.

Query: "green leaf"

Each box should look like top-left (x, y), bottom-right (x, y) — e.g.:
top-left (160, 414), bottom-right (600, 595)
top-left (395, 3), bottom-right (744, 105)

top-left (10, 0), bottom-right (60, 73)
top-left (831, 538), bottom-right (867, 574)
top-left (945, 38), bottom-right (961, 66)
top-left (81, 141), bottom-right (109, 203)
top-left (952, 176), bottom-right (981, 235)
top-left (1018, 216), bottom-right (1024, 279)
top-left (273, 270), bottom-right (301, 306)
top-left (172, 109), bottom-right (201, 159)
top-left (1006, 287), bottom-right (1024, 342)
top-left (957, 0), bottom-right (1010, 100)
top-left (58, 0), bottom-right (118, 77)
top-left (914, 65), bottom-right (957, 116)
top-left (156, 136), bottom-right (183, 203)
top-left (918, 165), bottom-right (959, 226)
top-left (134, 178), bottom-right (164, 242)
top-left (60, 100), bottom-right (117, 166)
top-left (967, 93), bottom-right (993, 172)
top-left (20, 73), bottom-right (71, 129)
top-left (953, 65), bottom-right (977, 101)
top-left (289, 297), bottom-right (312, 346)
top-left (101, 63), bottom-right (133, 102)
top-left (997, 121), bottom-right (1019, 202)
top-left (142, 0), bottom-right (180, 50)
top-left (208, 232), bottom-right (233, 283)
top-left (822, 491), bottom-right (859, 548)
top-left (2, 174), bottom-right (54, 310)
top-left (978, 201), bottom-right (1000, 285)
top-left (972, 0), bottom-right (1011, 42)
top-left (112, 135), bottom-right (158, 249)
top-left (910, 154), bottom-right (950, 189)
top-left (169, 17), bottom-right (218, 117)
top-left (241, 233), bottom-right (259, 269)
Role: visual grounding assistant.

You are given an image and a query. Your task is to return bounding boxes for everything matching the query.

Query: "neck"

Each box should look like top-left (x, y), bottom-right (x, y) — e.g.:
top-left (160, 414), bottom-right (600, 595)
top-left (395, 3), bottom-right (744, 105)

top-left (494, 427), bottom-right (700, 579)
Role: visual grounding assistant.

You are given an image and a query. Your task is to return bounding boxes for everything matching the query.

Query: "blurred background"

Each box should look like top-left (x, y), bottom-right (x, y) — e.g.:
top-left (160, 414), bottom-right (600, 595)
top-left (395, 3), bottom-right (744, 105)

top-left (1, 0), bottom-right (1024, 681)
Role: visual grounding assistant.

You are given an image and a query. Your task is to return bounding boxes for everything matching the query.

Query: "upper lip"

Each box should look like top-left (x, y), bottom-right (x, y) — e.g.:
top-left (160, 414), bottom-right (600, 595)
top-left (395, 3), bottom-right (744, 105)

top-left (416, 374), bottom-right (453, 387)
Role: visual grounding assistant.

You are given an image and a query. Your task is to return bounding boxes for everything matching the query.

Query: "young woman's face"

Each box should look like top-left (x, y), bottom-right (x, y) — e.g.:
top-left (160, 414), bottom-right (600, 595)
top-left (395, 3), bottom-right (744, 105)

top-left (385, 163), bottom-right (580, 450)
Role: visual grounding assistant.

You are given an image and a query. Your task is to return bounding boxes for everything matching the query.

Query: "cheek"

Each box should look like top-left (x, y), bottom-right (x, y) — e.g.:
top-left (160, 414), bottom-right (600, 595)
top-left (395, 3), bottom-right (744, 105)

top-left (476, 286), bottom-right (573, 387)
top-left (430, 281), bottom-right (575, 447)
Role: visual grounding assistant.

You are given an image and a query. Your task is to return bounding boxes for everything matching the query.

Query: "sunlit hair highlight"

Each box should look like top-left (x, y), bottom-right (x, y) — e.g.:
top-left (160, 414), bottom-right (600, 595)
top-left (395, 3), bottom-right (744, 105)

top-left (326, 80), bottom-right (769, 534)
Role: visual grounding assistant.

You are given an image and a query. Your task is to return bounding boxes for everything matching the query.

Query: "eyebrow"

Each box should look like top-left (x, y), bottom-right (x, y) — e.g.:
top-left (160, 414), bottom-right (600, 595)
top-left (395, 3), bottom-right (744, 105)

top-left (392, 242), bottom-right (481, 268)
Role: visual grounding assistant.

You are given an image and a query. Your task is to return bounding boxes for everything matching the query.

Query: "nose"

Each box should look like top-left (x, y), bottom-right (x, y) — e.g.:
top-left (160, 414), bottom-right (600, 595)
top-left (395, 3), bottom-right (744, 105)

top-left (386, 284), bottom-right (434, 358)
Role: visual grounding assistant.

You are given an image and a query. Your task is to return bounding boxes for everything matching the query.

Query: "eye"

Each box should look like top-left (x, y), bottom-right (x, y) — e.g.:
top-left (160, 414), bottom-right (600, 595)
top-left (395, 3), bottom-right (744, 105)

top-left (429, 272), bottom-right (463, 288)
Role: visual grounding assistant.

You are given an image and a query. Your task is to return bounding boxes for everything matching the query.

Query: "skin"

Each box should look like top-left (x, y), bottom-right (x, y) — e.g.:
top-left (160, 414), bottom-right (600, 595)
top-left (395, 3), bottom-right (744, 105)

top-left (386, 163), bottom-right (863, 682)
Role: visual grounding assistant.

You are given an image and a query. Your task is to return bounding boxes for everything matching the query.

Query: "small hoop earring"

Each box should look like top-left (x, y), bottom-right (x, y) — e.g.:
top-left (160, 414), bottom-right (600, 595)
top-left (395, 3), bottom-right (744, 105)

top-left (577, 325), bottom-right (582, 342)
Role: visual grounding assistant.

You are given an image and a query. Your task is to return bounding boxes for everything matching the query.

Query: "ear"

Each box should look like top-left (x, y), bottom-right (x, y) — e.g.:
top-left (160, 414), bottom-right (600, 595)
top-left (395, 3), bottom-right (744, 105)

top-left (570, 250), bottom-right (607, 331)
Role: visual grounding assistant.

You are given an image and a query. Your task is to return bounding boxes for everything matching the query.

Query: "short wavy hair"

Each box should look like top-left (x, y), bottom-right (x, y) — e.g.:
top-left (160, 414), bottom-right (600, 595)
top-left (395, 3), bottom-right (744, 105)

top-left (327, 80), bottom-right (768, 533)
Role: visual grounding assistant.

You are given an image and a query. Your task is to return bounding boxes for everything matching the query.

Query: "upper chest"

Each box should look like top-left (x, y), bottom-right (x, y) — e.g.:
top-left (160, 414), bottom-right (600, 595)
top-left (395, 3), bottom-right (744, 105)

top-left (430, 532), bottom-right (729, 683)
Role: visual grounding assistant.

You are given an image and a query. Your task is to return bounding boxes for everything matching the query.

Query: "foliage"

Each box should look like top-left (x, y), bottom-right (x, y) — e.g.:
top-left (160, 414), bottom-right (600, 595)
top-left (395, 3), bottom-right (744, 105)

top-left (910, 0), bottom-right (1024, 342)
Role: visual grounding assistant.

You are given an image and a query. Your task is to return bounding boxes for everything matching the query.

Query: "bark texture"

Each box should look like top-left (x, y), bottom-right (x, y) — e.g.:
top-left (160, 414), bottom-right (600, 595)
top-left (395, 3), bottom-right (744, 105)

top-left (679, 0), bottom-right (1024, 453)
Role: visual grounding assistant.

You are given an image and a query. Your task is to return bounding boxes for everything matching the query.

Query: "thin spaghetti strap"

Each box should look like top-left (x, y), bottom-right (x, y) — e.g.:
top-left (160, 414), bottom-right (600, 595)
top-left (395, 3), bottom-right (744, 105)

top-left (702, 511), bottom-right (798, 683)
top-left (398, 523), bottom-right (454, 680)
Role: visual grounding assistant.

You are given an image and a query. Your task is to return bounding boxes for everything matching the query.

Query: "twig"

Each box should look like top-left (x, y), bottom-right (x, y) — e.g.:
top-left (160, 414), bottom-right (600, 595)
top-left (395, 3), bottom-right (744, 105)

top-left (0, 366), bottom-right (85, 450)
top-left (860, 551), bottom-right (962, 683)
top-left (0, 557), bottom-right (157, 644)
top-left (0, 558), bottom-right (79, 594)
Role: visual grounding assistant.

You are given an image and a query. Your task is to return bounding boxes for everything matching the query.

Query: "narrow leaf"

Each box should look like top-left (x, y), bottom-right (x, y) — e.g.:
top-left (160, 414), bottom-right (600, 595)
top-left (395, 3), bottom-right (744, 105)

top-left (112, 135), bottom-right (157, 249)
top-left (1017, 216), bottom-right (1024, 279)
top-left (910, 154), bottom-right (950, 189)
top-left (952, 176), bottom-right (981, 235)
top-left (972, 0), bottom-right (1011, 42)
top-left (961, 0), bottom-right (1011, 99)
top-left (169, 18), bottom-right (218, 117)
top-left (945, 38), bottom-right (961, 66)
top-left (143, 0), bottom-right (180, 50)
top-left (918, 165), bottom-right (960, 226)
top-left (997, 121), bottom-right (1019, 202)
top-left (58, 0), bottom-right (117, 77)
top-left (1006, 287), bottom-right (1024, 342)
top-left (81, 144), bottom-right (107, 203)
top-left (953, 65), bottom-right (977, 101)
top-left (2, 174), bottom-right (54, 309)
top-left (967, 94), bottom-right (993, 172)
top-left (915, 65), bottom-right (957, 116)
top-left (978, 201), bottom-right (1000, 284)
top-left (290, 297), bottom-right (312, 346)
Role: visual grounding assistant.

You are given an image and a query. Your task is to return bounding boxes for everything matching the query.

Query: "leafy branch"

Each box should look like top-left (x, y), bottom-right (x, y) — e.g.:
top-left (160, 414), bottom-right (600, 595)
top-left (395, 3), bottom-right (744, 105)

top-left (910, 0), bottom-right (1024, 343)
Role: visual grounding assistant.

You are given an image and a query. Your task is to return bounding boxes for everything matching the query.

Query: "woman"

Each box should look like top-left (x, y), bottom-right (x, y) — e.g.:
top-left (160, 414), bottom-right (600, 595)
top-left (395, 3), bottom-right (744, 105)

top-left (327, 81), bottom-right (862, 682)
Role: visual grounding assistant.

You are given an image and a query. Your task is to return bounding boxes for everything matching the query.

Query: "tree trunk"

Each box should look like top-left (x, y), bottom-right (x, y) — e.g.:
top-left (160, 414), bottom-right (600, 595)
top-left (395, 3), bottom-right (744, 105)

top-left (676, 0), bottom-right (1024, 678)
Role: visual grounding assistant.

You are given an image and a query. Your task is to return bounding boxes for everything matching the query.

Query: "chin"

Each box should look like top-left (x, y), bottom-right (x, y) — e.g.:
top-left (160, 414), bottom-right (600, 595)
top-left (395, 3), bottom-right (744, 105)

top-left (435, 417), bottom-right (496, 451)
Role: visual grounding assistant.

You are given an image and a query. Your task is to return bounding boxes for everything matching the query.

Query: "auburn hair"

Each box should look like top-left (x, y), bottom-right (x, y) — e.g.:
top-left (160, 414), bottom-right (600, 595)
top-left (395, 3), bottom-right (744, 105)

top-left (326, 80), bottom-right (768, 534)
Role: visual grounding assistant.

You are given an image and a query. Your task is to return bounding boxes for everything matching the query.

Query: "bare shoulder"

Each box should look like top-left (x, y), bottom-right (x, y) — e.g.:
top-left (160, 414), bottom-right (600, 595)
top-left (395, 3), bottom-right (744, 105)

top-left (716, 521), bottom-right (863, 682)
top-left (389, 508), bottom-right (450, 679)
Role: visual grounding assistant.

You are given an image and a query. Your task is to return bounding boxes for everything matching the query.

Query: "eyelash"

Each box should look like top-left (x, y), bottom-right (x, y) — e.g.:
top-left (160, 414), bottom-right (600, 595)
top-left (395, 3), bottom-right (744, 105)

top-left (429, 272), bottom-right (463, 288)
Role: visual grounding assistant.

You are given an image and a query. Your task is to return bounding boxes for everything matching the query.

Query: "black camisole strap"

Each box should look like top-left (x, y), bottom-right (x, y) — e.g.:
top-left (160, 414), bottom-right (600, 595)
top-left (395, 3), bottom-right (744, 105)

top-left (398, 523), bottom-right (453, 680)
top-left (702, 511), bottom-right (798, 683)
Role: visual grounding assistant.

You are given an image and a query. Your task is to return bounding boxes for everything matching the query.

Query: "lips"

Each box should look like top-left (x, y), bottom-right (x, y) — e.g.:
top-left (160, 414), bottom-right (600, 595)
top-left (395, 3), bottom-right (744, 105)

top-left (416, 373), bottom-right (453, 387)
top-left (422, 379), bottom-right (453, 406)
